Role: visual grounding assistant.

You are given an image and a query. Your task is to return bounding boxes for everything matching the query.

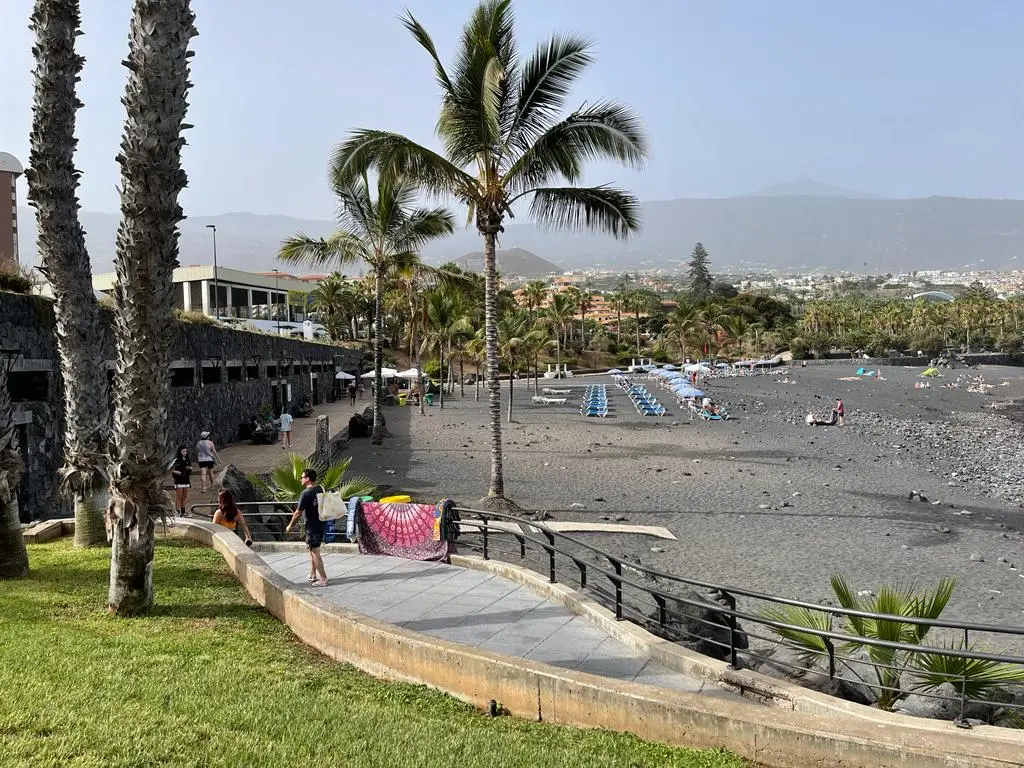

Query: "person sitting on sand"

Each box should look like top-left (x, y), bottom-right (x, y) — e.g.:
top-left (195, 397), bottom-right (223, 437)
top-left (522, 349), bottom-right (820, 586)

top-left (701, 396), bottom-right (719, 415)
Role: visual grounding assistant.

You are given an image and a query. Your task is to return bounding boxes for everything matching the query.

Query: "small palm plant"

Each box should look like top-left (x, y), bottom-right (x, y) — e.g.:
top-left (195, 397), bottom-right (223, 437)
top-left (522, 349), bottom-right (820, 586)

top-left (256, 454), bottom-right (376, 503)
top-left (912, 643), bottom-right (1024, 703)
top-left (764, 574), bottom-right (956, 711)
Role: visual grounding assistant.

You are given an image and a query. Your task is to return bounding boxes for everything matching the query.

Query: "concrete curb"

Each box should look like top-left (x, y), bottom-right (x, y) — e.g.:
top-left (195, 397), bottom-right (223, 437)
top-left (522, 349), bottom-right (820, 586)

top-left (167, 526), bottom-right (1023, 767)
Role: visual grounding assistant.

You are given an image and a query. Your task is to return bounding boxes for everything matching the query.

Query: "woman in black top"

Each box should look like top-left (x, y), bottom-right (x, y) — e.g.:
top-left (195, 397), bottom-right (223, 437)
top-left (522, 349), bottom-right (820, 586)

top-left (170, 445), bottom-right (192, 517)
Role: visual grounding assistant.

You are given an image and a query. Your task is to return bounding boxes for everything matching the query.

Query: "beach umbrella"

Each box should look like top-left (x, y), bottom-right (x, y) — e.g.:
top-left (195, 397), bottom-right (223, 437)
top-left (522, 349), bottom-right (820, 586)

top-left (684, 363), bottom-right (710, 373)
top-left (607, 368), bottom-right (623, 374)
top-left (396, 367), bottom-right (422, 380)
top-left (662, 364), bottom-right (677, 370)
top-left (334, 371), bottom-right (356, 380)
top-left (361, 367), bottom-right (398, 379)
top-left (664, 371), bottom-right (684, 379)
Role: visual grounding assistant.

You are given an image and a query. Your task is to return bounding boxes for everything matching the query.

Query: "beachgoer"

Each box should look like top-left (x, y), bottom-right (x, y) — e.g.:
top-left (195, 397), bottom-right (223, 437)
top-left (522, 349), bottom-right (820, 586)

top-left (279, 409), bottom-right (294, 449)
top-left (834, 398), bottom-right (845, 426)
top-left (170, 445), bottom-right (191, 517)
top-left (213, 489), bottom-right (253, 546)
top-left (285, 468), bottom-right (327, 586)
top-left (348, 384), bottom-right (356, 405)
top-left (196, 431), bottom-right (219, 491)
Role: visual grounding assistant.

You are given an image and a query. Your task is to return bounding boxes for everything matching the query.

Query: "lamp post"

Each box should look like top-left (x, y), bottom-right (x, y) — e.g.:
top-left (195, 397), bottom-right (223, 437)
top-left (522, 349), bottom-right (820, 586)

top-left (206, 224), bottom-right (219, 319)
top-left (274, 268), bottom-right (281, 335)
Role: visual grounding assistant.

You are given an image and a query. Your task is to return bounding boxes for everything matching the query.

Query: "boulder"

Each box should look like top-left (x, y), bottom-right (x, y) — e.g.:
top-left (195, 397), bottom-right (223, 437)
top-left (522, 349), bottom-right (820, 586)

top-left (894, 682), bottom-right (1005, 722)
top-left (215, 464), bottom-right (286, 541)
top-left (753, 644), bottom-right (876, 706)
top-left (642, 589), bottom-right (750, 662)
top-left (216, 464), bottom-right (261, 503)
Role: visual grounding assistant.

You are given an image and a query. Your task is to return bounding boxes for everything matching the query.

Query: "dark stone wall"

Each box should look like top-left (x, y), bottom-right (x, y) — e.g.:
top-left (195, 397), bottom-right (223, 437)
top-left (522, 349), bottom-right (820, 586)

top-left (0, 291), bottom-right (362, 521)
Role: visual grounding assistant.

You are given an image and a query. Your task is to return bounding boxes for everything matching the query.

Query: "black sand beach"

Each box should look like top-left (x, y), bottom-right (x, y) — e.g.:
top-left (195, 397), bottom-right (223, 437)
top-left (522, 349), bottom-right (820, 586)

top-left (345, 364), bottom-right (1024, 631)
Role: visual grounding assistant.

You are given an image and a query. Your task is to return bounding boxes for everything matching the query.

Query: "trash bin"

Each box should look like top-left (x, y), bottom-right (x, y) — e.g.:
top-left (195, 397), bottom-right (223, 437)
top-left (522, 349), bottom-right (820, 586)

top-left (424, 393), bottom-right (434, 406)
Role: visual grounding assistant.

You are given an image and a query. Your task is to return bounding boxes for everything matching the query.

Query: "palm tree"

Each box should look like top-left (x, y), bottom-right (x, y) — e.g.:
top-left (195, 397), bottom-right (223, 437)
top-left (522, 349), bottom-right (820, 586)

top-left (0, 353), bottom-right (29, 579)
top-left (310, 273), bottom-right (355, 341)
top-left (607, 291), bottom-right (625, 345)
top-left (465, 328), bottom-right (486, 402)
top-left (522, 280), bottom-right (547, 318)
top-left (279, 174), bottom-right (454, 444)
top-left (543, 292), bottom-right (575, 373)
top-left (330, 0), bottom-right (647, 507)
top-left (25, 0), bottom-right (110, 547)
top-left (562, 287), bottom-right (582, 346)
top-left (107, 0), bottom-right (196, 615)
top-left (420, 289), bottom-right (473, 408)
top-left (577, 290), bottom-right (593, 348)
top-left (625, 290), bottom-right (652, 354)
top-left (497, 309), bottom-right (536, 421)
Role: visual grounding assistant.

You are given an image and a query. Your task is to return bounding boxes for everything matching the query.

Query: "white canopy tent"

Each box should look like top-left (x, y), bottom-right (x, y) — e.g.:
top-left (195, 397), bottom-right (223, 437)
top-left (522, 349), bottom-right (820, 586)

top-left (335, 371), bottom-right (356, 380)
top-left (360, 367), bottom-right (398, 379)
top-left (396, 367), bottom-right (423, 380)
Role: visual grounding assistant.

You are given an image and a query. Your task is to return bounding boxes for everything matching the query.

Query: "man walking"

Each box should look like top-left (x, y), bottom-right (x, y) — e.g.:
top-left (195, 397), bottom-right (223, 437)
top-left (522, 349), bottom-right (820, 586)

top-left (285, 468), bottom-right (327, 586)
top-left (279, 408), bottom-right (294, 449)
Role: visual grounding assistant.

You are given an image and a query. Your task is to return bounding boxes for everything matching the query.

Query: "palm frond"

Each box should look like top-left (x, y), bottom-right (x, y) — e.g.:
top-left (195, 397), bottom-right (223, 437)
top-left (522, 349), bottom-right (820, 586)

top-left (761, 605), bottom-right (833, 664)
top-left (278, 232), bottom-right (367, 269)
top-left (911, 576), bottom-right (955, 641)
top-left (393, 205), bottom-right (457, 252)
top-left (913, 643), bottom-right (1024, 700)
top-left (508, 34), bottom-right (593, 148)
top-left (829, 573), bottom-right (868, 637)
top-left (528, 185), bottom-right (641, 239)
top-left (401, 9), bottom-right (456, 96)
top-left (504, 102), bottom-right (648, 190)
top-left (330, 130), bottom-right (476, 202)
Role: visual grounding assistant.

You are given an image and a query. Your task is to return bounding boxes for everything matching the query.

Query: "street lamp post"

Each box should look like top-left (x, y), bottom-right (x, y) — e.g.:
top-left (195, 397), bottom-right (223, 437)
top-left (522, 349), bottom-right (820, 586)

top-left (274, 268), bottom-right (281, 335)
top-left (205, 224), bottom-right (219, 319)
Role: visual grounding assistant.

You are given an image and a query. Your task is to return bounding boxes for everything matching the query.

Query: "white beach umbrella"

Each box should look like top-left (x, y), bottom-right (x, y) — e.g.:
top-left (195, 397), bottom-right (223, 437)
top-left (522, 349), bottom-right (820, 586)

top-left (396, 368), bottom-right (422, 380)
top-left (361, 367), bottom-right (398, 379)
top-left (335, 371), bottom-right (356, 380)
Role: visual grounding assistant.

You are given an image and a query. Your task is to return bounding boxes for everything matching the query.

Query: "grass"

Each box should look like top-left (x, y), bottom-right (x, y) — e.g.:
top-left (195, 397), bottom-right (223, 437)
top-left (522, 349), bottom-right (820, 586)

top-left (0, 540), bottom-right (748, 768)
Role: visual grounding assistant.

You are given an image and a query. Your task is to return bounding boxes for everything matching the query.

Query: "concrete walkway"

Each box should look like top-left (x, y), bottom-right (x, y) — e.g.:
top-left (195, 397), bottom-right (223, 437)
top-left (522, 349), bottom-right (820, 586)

top-left (258, 550), bottom-right (740, 698)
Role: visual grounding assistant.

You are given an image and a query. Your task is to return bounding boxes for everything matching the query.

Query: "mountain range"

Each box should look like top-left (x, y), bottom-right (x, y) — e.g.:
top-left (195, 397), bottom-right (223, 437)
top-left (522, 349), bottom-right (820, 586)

top-left (14, 182), bottom-right (1024, 276)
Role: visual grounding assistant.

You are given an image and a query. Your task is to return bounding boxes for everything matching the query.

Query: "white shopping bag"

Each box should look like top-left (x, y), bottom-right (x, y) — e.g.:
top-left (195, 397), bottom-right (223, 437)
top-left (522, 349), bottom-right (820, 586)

top-left (318, 490), bottom-right (348, 521)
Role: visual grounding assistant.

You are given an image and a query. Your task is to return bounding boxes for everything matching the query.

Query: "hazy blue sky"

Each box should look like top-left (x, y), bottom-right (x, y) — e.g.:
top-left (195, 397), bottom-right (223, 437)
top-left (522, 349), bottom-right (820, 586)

top-left (1, 0), bottom-right (1021, 219)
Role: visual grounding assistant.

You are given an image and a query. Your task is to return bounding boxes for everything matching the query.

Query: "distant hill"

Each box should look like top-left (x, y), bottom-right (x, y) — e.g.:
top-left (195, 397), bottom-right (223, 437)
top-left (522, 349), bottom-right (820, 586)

top-left (15, 184), bottom-right (1024, 274)
top-left (746, 179), bottom-right (885, 200)
top-left (454, 247), bottom-right (561, 277)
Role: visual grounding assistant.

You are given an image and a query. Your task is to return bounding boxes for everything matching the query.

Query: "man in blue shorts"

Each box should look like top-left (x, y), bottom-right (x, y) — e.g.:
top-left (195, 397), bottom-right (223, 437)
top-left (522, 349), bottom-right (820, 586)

top-left (285, 468), bottom-right (327, 586)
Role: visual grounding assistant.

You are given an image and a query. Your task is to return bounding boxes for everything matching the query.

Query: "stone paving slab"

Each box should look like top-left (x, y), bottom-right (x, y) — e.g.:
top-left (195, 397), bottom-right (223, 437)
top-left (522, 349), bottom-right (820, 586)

top-left (258, 550), bottom-right (740, 698)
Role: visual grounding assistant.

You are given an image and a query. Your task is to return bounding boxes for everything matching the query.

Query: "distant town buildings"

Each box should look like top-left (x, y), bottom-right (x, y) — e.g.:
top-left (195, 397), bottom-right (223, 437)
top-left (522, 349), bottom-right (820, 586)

top-left (0, 151), bottom-right (24, 271)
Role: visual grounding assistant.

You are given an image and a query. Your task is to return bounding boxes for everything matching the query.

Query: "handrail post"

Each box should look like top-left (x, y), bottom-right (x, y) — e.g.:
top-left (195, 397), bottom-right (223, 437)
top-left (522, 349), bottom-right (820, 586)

top-left (654, 594), bottom-right (666, 627)
top-left (721, 590), bottom-right (738, 669)
top-left (955, 627), bottom-right (971, 729)
top-left (481, 515), bottom-right (489, 560)
top-left (607, 556), bottom-right (623, 620)
top-left (575, 559), bottom-right (587, 589)
top-left (543, 531), bottom-right (556, 583)
top-left (823, 614), bottom-right (836, 679)
top-left (516, 534), bottom-right (525, 559)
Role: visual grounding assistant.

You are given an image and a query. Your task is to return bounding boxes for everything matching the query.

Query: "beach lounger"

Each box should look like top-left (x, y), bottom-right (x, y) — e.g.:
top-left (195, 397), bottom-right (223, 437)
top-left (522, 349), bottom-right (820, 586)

top-left (543, 387), bottom-right (571, 395)
top-left (532, 395), bottom-right (567, 405)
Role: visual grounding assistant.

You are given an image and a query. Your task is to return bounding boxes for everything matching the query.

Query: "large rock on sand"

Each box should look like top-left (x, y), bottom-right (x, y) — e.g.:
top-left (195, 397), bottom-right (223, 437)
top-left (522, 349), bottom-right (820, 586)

top-left (216, 464), bottom-right (261, 503)
top-left (642, 589), bottom-right (750, 662)
top-left (215, 464), bottom-right (286, 541)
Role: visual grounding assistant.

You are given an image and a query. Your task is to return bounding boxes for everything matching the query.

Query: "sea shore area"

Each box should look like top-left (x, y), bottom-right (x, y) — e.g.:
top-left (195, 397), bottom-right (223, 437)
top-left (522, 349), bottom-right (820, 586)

top-left (344, 363), bottom-right (1024, 631)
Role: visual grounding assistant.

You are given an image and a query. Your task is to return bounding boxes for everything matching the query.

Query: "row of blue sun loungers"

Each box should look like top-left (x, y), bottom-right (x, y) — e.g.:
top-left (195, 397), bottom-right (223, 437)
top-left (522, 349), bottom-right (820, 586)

top-left (581, 384), bottom-right (609, 417)
top-left (619, 382), bottom-right (667, 416)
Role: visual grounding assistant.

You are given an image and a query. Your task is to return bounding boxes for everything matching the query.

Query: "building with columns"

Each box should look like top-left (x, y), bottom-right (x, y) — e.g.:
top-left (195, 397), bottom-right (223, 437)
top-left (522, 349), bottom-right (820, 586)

top-left (0, 151), bottom-right (25, 270)
top-left (92, 265), bottom-right (320, 335)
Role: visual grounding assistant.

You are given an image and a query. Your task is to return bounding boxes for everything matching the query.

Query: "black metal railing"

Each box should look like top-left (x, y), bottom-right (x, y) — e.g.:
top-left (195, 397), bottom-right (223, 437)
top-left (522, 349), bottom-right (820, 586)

top-left (451, 507), bottom-right (1024, 727)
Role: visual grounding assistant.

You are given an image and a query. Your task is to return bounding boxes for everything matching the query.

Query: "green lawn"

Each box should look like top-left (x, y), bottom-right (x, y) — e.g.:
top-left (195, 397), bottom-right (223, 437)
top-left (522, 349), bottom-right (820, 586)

top-left (0, 539), bottom-right (748, 768)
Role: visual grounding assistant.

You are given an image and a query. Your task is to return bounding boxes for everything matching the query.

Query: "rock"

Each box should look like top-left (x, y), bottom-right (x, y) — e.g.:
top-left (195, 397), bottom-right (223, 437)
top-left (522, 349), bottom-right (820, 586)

top-left (753, 645), bottom-right (875, 706)
top-left (641, 589), bottom-right (749, 661)
top-left (649, 547), bottom-right (665, 553)
top-left (757, 503), bottom-right (771, 510)
top-left (895, 683), bottom-right (1003, 722)
top-left (216, 464), bottom-right (261, 503)
top-left (970, 553), bottom-right (984, 562)
top-left (935, 526), bottom-right (951, 534)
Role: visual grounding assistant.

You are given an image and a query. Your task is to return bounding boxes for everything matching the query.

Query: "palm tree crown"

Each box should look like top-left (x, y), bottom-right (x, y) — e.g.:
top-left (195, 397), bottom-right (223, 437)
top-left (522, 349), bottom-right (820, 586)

top-left (279, 173), bottom-right (454, 443)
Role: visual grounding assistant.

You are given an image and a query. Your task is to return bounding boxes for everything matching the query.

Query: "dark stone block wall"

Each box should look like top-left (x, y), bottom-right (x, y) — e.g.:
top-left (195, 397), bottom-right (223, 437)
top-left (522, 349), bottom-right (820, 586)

top-left (1, 291), bottom-right (362, 521)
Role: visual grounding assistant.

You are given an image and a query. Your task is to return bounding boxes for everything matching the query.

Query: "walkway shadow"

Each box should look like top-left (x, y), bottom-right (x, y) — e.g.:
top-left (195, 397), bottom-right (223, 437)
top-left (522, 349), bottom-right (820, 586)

top-left (399, 605), bottom-right (568, 632)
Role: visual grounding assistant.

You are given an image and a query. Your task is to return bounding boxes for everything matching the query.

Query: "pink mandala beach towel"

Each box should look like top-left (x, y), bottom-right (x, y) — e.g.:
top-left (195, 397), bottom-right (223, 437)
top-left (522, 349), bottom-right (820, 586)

top-left (358, 501), bottom-right (451, 561)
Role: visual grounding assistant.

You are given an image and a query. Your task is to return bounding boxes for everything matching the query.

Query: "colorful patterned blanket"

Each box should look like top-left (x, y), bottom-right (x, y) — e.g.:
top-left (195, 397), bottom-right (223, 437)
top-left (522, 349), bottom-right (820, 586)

top-left (357, 499), bottom-right (456, 561)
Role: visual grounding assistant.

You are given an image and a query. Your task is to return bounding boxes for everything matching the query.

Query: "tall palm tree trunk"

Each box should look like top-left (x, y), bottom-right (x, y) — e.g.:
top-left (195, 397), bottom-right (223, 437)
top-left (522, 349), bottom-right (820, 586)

top-left (371, 271), bottom-right (385, 444)
top-left (0, 363), bottom-right (29, 579)
top-left (410, 302), bottom-right (425, 417)
top-left (635, 311), bottom-right (642, 354)
top-left (27, 0), bottom-right (110, 547)
top-left (107, 0), bottom-right (196, 616)
top-left (616, 308), bottom-right (621, 345)
top-left (459, 353), bottom-right (465, 398)
top-left (475, 362), bottom-right (481, 402)
top-left (482, 228), bottom-right (505, 502)
top-left (438, 345), bottom-right (445, 409)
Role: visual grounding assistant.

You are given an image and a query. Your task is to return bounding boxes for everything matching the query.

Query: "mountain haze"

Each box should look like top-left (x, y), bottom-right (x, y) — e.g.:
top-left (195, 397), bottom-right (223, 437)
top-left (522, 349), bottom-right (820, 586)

top-left (455, 248), bottom-right (561, 277)
top-left (16, 187), bottom-right (1024, 275)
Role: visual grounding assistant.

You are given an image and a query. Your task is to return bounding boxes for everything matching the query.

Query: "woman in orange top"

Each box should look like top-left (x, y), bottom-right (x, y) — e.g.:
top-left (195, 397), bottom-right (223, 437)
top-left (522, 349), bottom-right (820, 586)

top-left (213, 489), bottom-right (253, 546)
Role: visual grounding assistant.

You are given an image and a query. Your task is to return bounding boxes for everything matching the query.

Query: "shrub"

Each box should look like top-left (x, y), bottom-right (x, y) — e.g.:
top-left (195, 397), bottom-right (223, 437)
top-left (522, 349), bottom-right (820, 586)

top-left (996, 332), bottom-right (1022, 356)
top-left (255, 453), bottom-right (376, 502)
top-left (788, 337), bottom-right (810, 360)
top-left (0, 268), bottom-right (34, 295)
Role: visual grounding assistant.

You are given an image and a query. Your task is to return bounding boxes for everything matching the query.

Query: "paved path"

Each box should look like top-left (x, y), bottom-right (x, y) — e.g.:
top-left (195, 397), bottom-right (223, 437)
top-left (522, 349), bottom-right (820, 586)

top-left (259, 550), bottom-right (741, 698)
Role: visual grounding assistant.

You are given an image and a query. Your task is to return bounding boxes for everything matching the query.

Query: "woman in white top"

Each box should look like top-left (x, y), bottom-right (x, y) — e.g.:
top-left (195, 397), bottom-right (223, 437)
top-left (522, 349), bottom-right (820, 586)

top-left (196, 431), bottom-right (219, 492)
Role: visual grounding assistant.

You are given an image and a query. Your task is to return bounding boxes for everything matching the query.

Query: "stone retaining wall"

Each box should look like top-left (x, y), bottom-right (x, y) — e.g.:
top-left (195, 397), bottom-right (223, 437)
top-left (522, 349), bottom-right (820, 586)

top-left (0, 291), bottom-right (361, 521)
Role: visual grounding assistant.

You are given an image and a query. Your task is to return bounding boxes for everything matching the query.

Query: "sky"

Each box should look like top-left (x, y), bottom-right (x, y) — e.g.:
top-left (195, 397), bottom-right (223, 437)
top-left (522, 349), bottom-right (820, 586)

top-left (1, 0), bottom-right (1022, 220)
